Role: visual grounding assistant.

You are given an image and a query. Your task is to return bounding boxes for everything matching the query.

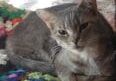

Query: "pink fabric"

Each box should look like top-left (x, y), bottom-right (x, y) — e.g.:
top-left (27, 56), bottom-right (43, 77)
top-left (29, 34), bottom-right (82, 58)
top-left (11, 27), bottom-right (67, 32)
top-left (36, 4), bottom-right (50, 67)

top-left (8, 74), bottom-right (17, 78)
top-left (0, 25), bottom-right (6, 37)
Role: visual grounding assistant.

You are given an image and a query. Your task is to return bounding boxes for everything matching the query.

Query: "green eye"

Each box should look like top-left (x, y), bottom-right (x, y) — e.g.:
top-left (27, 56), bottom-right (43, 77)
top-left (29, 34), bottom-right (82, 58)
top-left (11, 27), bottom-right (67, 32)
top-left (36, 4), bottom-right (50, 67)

top-left (58, 30), bottom-right (67, 35)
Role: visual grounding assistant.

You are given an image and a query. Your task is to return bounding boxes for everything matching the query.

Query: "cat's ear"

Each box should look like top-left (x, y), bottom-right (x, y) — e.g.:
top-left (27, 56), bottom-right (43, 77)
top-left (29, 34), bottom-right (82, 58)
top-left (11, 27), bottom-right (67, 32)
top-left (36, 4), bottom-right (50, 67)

top-left (36, 9), bottom-right (57, 29)
top-left (78, 0), bottom-right (98, 24)
top-left (82, 0), bottom-right (97, 11)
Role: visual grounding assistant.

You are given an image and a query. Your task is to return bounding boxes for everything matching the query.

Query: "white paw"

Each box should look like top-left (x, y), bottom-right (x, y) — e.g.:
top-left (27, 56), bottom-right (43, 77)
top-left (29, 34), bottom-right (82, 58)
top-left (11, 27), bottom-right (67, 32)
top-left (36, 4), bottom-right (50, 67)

top-left (0, 49), bottom-right (9, 65)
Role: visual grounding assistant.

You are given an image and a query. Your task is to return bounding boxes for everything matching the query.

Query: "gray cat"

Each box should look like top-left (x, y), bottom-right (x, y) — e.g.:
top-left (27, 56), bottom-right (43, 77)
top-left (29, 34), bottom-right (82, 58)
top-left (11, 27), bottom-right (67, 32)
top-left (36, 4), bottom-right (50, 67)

top-left (6, 0), bottom-right (116, 81)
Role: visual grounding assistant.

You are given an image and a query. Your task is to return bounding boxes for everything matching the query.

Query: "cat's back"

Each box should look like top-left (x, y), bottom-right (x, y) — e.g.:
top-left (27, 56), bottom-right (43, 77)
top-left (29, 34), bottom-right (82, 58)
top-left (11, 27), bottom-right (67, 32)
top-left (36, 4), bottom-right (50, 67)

top-left (6, 11), bottom-right (50, 59)
top-left (8, 11), bottom-right (49, 42)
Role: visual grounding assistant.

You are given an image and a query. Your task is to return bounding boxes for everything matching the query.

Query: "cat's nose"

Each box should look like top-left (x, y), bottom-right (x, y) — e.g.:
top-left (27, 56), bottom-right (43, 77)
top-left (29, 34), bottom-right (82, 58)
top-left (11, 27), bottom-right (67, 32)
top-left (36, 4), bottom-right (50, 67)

top-left (74, 37), bottom-right (80, 48)
top-left (75, 40), bottom-right (83, 49)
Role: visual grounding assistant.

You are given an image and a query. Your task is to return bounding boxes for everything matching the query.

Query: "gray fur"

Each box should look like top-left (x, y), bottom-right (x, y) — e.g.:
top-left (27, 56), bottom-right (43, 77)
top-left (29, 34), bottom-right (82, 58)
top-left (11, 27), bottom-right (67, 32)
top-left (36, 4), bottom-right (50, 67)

top-left (6, 1), bottom-right (116, 81)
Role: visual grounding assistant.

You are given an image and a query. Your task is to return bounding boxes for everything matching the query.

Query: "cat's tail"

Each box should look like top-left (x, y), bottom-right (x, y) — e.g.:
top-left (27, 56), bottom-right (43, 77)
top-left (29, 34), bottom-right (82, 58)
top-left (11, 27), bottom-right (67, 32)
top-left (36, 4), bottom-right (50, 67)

top-left (4, 46), bottom-right (56, 75)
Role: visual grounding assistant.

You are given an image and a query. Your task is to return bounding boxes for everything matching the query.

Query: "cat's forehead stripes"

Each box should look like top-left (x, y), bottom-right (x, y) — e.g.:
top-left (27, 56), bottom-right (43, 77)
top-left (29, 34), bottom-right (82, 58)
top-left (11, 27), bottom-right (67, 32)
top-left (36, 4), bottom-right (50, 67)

top-left (58, 6), bottom-right (80, 33)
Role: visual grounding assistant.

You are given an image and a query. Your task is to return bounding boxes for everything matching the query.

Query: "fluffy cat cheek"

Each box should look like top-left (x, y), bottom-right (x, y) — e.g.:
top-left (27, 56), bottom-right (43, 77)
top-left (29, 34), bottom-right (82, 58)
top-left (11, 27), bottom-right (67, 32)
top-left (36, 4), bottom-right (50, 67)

top-left (56, 40), bottom-right (76, 49)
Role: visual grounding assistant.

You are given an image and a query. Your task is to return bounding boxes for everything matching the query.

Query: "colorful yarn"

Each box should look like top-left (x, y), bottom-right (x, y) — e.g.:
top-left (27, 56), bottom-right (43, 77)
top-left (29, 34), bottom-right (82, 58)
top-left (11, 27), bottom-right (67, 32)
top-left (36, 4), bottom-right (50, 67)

top-left (0, 5), bottom-right (25, 36)
top-left (0, 67), bottom-right (60, 81)
top-left (24, 72), bottom-right (60, 81)
top-left (8, 73), bottom-right (17, 78)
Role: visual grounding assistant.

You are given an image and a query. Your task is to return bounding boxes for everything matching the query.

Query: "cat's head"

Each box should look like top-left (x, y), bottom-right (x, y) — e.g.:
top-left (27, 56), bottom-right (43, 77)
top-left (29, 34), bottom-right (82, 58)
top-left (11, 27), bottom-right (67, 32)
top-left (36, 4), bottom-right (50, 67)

top-left (36, 0), bottom-right (114, 76)
top-left (36, 0), bottom-right (98, 50)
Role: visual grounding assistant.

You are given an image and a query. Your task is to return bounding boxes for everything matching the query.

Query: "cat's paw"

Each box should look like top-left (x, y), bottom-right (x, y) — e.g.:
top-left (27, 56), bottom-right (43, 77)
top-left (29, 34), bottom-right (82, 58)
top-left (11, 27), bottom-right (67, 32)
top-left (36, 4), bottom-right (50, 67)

top-left (0, 49), bottom-right (9, 65)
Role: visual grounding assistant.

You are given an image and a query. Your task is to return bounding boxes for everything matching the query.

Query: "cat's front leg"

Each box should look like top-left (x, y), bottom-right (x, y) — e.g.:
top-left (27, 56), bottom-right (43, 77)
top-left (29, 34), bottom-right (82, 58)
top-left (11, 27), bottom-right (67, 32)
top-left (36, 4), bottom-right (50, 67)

top-left (55, 62), bottom-right (78, 81)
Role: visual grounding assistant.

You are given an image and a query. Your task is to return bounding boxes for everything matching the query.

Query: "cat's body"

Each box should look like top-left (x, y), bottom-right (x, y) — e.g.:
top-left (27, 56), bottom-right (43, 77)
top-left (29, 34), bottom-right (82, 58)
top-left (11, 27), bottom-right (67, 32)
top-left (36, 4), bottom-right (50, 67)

top-left (6, 0), bottom-right (116, 81)
top-left (6, 12), bottom-right (54, 73)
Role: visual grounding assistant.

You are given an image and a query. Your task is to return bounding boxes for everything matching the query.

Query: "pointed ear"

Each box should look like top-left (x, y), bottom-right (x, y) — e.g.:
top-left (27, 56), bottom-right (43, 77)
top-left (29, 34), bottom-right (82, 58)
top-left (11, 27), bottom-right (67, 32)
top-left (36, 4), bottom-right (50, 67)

top-left (36, 9), bottom-right (57, 29)
top-left (78, 0), bottom-right (98, 24)
top-left (82, 0), bottom-right (97, 11)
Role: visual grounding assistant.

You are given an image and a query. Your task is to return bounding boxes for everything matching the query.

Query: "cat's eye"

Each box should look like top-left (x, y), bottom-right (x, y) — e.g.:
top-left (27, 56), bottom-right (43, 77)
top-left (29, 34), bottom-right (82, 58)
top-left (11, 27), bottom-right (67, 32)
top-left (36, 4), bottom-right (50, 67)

top-left (58, 30), bottom-right (67, 35)
top-left (80, 23), bottom-right (89, 32)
